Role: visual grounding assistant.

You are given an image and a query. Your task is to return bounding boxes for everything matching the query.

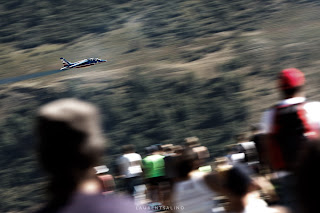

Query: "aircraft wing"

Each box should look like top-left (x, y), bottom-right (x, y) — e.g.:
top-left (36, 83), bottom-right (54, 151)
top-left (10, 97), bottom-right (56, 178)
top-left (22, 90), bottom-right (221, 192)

top-left (68, 59), bottom-right (89, 68)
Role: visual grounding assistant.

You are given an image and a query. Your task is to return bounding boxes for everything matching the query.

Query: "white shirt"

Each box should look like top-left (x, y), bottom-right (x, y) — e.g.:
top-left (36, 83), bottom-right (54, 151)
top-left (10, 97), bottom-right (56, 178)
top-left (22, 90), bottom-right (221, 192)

top-left (243, 194), bottom-right (279, 213)
top-left (228, 193), bottom-right (279, 213)
top-left (173, 175), bottom-right (217, 213)
top-left (117, 153), bottom-right (142, 178)
top-left (260, 97), bottom-right (320, 134)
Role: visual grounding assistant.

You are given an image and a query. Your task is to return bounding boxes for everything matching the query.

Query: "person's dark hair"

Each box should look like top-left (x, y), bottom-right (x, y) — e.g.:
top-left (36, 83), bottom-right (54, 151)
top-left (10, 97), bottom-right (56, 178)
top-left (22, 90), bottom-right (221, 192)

top-left (224, 165), bottom-right (253, 197)
top-left (176, 148), bottom-right (198, 178)
top-left (296, 140), bottom-right (320, 213)
top-left (37, 119), bottom-right (100, 174)
top-left (36, 99), bottom-right (104, 174)
top-left (144, 146), bottom-right (152, 155)
top-left (35, 99), bottom-right (105, 211)
top-left (154, 144), bottom-right (163, 151)
top-left (282, 86), bottom-right (303, 98)
top-left (150, 144), bottom-right (162, 152)
top-left (122, 144), bottom-right (135, 153)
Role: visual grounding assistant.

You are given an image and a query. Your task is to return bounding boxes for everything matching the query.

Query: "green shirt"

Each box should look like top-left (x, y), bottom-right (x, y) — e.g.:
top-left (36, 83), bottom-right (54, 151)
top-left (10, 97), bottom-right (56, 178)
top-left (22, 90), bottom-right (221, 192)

top-left (142, 154), bottom-right (165, 178)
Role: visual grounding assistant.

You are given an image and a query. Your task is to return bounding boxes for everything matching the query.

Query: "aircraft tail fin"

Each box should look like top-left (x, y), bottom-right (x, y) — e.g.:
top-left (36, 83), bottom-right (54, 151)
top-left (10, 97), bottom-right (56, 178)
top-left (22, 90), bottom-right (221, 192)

top-left (60, 57), bottom-right (71, 67)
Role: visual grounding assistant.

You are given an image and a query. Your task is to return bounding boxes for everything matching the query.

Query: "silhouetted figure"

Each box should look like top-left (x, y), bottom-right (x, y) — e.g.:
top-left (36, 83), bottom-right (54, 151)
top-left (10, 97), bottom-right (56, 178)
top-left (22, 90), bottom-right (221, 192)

top-left (142, 145), bottom-right (165, 204)
top-left (172, 148), bottom-right (223, 213)
top-left (261, 68), bottom-right (320, 171)
top-left (34, 98), bottom-right (146, 213)
top-left (116, 144), bottom-right (143, 196)
top-left (250, 124), bottom-right (266, 172)
top-left (184, 136), bottom-right (211, 175)
top-left (296, 140), bottom-right (320, 213)
top-left (223, 166), bottom-right (288, 213)
top-left (94, 165), bottom-right (115, 194)
top-left (260, 68), bottom-right (320, 211)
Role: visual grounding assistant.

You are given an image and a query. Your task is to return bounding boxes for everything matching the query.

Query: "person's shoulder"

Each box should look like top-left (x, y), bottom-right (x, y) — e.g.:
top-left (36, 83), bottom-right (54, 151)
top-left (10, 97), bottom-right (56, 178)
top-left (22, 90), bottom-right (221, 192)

top-left (148, 154), bottom-right (162, 160)
top-left (117, 155), bottom-right (126, 164)
top-left (102, 193), bottom-right (134, 205)
top-left (260, 107), bottom-right (276, 134)
top-left (32, 190), bottom-right (148, 213)
top-left (159, 154), bottom-right (165, 159)
top-left (132, 152), bottom-right (142, 159)
top-left (102, 194), bottom-right (149, 212)
top-left (304, 101), bottom-right (320, 116)
top-left (155, 154), bottom-right (165, 161)
top-left (76, 193), bottom-right (148, 213)
top-left (304, 101), bottom-right (320, 109)
top-left (261, 106), bottom-right (276, 119)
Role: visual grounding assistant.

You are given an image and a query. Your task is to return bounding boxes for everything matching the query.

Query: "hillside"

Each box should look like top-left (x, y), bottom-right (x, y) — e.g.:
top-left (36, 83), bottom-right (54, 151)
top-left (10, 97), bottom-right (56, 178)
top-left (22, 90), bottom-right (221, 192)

top-left (1, 0), bottom-right (320, 212)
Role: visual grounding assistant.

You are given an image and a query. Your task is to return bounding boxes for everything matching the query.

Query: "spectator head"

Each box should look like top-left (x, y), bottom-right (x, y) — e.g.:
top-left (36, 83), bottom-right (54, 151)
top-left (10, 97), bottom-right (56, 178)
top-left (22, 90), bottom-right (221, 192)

top-left (35, 98), bottom-right (105, 176)
top-left (121, 144), bottom-right (136, 154)
top-left (144, 146), bottom-right (153, 155)
top-left (215, 157), bottom-right (231, 172)
top-left (223, 165), bottom-right (258, 198)
top-left (144, 145), bottom-right (159, 155)
top-left (94, 165), bottom-right (109, 175)
top-left (184, 136), bottom-right (200, 147)
top-left (173, 145), bottom-right (184, 155)
top-left (192, 146), bottom-right (210, 166)
top-left (176, 148), bottom-right (198, 178)
top-left (162, 144), bottom-right (174, 153)
top-left (225, 144), bottom-right (237, 154)
top-left (235, 133), bottom-right (247, 143)
top-left (278, 68), bottom-right (305, 98)
top-left (150, 144), bottom-right (163, 154)
top-left (94, 165), bottom-right (115, 193)
top-left (154, 144), bottom-right (163, 152)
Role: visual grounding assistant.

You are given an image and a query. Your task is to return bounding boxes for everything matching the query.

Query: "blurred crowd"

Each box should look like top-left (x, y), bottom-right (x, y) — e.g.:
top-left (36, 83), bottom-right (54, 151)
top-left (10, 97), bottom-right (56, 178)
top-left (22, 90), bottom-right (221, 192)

top-left (33, 68), bottom-right (320, 213)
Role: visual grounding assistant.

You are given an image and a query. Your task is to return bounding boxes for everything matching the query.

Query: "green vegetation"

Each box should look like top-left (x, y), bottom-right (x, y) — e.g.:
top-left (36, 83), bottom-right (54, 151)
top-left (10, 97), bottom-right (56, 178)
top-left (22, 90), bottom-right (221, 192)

top-left (2, 0), bottom-right (320, 79)
top-left (2, 0), bottom-right (320, 212)
top-left (0, 0), bottom-right (316, 49)
top-left (0, 71), bottom-right (247, 212)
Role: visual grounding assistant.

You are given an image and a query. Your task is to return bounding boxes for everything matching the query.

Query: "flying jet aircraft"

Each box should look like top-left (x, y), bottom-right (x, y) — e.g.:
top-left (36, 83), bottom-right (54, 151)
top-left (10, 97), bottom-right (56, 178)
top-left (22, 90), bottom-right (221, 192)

top-left (60, 57), bottom-right (107, 70)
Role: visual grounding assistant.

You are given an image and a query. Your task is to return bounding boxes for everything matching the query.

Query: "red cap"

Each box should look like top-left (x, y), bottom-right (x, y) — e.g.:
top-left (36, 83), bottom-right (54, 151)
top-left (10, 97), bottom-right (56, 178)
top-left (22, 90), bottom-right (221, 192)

top-left (278, 68), bottom-right (305, 90)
